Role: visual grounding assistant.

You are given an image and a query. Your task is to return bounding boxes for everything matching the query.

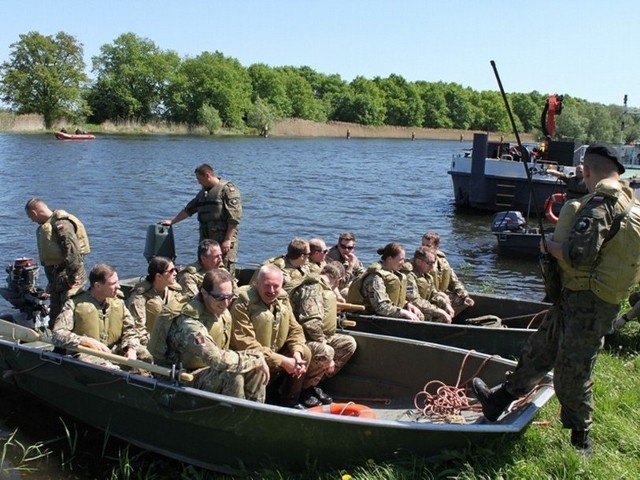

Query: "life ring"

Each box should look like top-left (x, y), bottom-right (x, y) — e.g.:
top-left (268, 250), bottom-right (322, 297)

top-left (544, 192), bottom-right (567, 224)
top-left (307, 402), bottom-right (377, 419)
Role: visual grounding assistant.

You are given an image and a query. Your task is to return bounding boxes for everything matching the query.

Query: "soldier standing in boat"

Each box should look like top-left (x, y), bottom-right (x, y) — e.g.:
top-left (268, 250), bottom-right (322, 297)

top-left (24, 198), bottom-right (90, 326)
top-left (161, 164), bottom-right (242, 276)
top-left (473, 144), bottom-right (640, 455)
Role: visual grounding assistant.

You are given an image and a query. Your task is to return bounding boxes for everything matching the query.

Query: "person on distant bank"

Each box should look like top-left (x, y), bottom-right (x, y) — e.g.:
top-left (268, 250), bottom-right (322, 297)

top-left (347, 242), bottom-right (423, 321)
top-left (421, 231), bottom-right (474, 315)
top-left (160, 163), bottom-right (242, 276)
top-left (52, 263), bottom-right (151, 368)
top-left (25, 198), bottom-right (90, 326)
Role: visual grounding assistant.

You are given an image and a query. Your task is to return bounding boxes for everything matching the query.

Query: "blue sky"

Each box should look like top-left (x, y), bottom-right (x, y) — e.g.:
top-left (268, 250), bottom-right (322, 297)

top-left (3, 0), bottom-right (639, 108)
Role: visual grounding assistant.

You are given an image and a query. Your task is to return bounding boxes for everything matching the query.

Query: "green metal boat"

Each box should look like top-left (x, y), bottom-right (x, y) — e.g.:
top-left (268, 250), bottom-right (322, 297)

top-left (343, 292), bottom-right (549, 358)
top-left (0, 323), bottom-right (554, 474)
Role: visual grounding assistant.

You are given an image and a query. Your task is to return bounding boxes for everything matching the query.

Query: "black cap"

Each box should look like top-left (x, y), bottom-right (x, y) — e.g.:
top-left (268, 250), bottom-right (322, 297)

top-left (584, 144), bottom-right (625, 174)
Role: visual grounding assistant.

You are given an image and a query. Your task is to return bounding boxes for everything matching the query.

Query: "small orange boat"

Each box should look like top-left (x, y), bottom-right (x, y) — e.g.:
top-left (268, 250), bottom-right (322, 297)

top-left (54, 131), bottom-right (96, 140)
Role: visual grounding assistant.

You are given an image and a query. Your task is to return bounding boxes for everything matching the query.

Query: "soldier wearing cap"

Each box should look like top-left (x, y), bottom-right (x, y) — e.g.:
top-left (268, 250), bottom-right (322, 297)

top-left (161, 164), bottom-right (242, 276)
top-left (473, 144), bottom-right (640, 455)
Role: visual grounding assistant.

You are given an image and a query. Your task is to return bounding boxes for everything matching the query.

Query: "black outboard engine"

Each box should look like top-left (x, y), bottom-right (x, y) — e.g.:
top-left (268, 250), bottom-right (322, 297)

top-left (491, 211), bottom-right (527, 233)
top-left (3, 258), bottom-right (49, 328)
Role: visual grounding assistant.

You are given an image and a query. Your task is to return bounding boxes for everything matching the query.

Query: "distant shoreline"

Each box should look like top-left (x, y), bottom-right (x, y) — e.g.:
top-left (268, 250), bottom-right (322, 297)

top-left (0, 113), bottom-right (535, 143)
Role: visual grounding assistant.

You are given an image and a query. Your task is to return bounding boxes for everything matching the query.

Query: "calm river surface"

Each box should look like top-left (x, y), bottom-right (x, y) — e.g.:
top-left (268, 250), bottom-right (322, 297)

top-left (0, 133), bottom-right (544, 300)
top-left (0, 133), bottom-right (544, 476)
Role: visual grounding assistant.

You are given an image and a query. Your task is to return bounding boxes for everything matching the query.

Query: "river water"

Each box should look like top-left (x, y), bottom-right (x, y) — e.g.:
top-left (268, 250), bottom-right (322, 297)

top-left (0, 132), bottom-right (544, 476)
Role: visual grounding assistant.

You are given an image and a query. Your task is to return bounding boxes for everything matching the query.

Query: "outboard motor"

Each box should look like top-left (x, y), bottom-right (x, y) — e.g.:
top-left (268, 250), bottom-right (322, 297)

top-left (491, 211), bottom-right (527, 233)
top-left (3, 258), bottom-right (49, 328)
top-left (144, 224), bottom-right (176, 262)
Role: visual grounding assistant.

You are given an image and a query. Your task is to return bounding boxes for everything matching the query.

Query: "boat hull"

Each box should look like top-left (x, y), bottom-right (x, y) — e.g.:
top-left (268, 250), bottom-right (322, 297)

top-left (0, 330), bottom-right (553, 474)
top-left (345, 293), bottom-right (548, 358)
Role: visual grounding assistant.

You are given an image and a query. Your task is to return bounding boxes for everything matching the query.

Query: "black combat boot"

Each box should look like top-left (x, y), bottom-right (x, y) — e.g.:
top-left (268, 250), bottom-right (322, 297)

top-left (570, 430), bottom-right (592, 456)
top-left (311, 386), bottom-right (333, 405)
top-left (472, 377), bottom-right (517, 422)
top-left (279, 375), bottom-right (307, 410)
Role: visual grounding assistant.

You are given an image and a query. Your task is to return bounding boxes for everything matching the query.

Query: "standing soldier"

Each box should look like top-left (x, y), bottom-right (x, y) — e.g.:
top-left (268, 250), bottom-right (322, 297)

top-left (25, 198), bottom-right (90, 326)
top-left (148, 269), bottom-right (269, 402)
top-left (161, 164), bottom-right (242, 276)
top-left (473, 145), bottom-right (640, 455)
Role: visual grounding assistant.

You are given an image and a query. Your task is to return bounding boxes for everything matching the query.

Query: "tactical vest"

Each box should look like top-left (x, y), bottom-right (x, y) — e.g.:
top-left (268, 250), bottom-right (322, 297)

top-left (560, 180), bottom-right (640, 304)
top-left (71, 291), bottom-right (124, 348)
top-left (414, 272), bottom-right (435, 300)
top-left (432, 252), bottom-right (452, 292)
top-left (37, 209), bottom-right (90, 266)
top-left (196, 179), bottom-right (230, 225)
top-left (234, 286), bottom-right (292, 352)
top-left (130, 280), bottom-right (183, 331)
top-left (347, 263), bottom-right (406, 309)
top-left (559, 180), bottom-right (640, 304)
top-left (291, 275), bottom-right (337, 336)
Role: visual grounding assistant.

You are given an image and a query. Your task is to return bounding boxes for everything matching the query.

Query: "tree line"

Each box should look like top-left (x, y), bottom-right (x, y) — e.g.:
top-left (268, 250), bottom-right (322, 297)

top-left (1, 31), bottom-right (638, 144)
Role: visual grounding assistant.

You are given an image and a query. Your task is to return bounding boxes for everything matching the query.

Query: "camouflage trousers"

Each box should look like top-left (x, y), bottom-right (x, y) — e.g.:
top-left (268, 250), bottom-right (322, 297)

top-left (505, 289), bottom-right (618, 431)
top-left (193, 366), bottom-right (267, 403)
top-left (303, 333), bottom-right (357, 389)
top-left (45, 264), bottom-right (86, 327)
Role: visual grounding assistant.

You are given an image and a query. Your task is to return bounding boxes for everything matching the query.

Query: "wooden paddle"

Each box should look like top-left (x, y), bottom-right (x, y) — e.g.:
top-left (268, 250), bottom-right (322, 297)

top-left (337, 302), bottom-right (365, 312)
top-left (0, 319), bottom-right (193, 382)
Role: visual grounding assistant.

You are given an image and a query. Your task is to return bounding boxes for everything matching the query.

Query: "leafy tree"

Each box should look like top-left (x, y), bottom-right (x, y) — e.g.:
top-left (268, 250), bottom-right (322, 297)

top-left (0, 31), bottom-right (88, 129)
top-left (473, 90), bottom-right (511, 132)
top-left (510, 93), bottom-right (540, 132)
top-left (554, 97), bottom-right (588, 143)
top-left (88, 33), bottom-right (180, 123)
top-left (374, 74), bottom-right (424, 127)
top-left (246, 96), bottom-right (278, 132)
top-left (443, 83), bottom-right (473, 130)
top-left (248, 63), bottom-right (292, 118)
top-left (277, 67), bottom-right (327, 121)
top-left (415, 81), bottom-right (452, 129)
top-left (164, 51), bottom-right (252, 128)
top-left (198, 103), bottom-right (222, 134)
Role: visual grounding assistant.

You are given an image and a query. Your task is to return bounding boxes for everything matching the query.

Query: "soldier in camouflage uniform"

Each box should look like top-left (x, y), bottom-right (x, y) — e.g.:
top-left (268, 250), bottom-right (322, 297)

top-left (148, 269), bottom-right (268, 402)
top-left (161, 164), bottom-right (242, 276)
top-left (251, 238), bottom-right (311, 293)
top-left (421, 231), bottom-right (475, 315)
top-left (52, 263), bottom-right (151, 369)
top-left (404, 247), bottom-right (454, 323)
top-left (25, 198), bottom-right (90, 326)
top-left (177, 239), bottom-right (226, 299)
top-left (347, 243), bottom-right (423, 321)
top-left (307, 238), bottom-right (329, 275)
top-left (473, 145), bottom-right (640, 455)
top-left (230, 264), bottom-right (316, 409)
top-left (290, 262), bottom-right (356, 406)
top-left (326, 232), bottom-right (365, 297)
top-left (126, 256), bottom-right (184, 345)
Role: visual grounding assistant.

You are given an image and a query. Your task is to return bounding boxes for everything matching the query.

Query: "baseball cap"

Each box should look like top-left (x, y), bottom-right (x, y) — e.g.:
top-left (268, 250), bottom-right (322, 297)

top-left (584, 144), bottom-right (625, 174)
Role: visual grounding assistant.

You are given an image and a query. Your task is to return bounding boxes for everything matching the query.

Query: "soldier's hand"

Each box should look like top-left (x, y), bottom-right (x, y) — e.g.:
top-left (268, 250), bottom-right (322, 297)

top-left (79, 336), bottom-right (110, 353)
top-left (159, 219), bottom-right (172, 226)
top-left (257, 357), bottom-right (270, 384)
top-left (612, 315), bottom-right (628, 331)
